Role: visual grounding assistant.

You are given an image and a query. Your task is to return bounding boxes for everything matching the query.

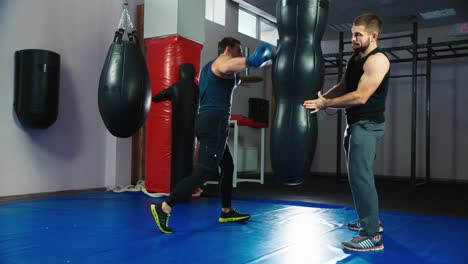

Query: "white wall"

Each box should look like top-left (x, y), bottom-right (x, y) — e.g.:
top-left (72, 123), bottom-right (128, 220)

top-left (0, 0), bottom-right (142, 197)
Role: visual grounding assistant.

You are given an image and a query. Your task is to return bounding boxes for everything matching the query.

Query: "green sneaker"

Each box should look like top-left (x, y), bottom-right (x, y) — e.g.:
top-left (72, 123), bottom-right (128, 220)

top-left (342, 234), bottom-right (384, 251)
top-left (150, 204), bottom-right (173, 234)
top-left (219, 209), bottom-right (250, 223)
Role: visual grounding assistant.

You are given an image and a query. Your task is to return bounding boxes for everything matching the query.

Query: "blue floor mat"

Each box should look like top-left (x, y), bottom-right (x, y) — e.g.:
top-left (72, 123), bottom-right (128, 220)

top-left (1, 192), bottom-right (467, 263)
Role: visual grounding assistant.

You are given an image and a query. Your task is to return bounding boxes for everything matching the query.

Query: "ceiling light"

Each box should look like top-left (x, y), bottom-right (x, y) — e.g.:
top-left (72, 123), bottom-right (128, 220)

top-left (420, 8), bottom-right (456, 20)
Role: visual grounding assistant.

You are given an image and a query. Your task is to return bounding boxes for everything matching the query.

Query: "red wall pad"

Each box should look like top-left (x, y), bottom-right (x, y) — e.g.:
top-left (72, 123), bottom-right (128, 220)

top-left (145, 35), bottom-right (202, 194)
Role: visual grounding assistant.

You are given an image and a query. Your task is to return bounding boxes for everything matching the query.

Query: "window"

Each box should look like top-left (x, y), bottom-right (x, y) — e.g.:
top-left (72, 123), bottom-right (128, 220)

top-left (238, 9), bottom-right (257, 38)
top-left (238, 8), bottom-right (278, 46)
top-left (260, 20), bottom-right (279, 46)
top-left (205, 0), bottom-right (225, 26)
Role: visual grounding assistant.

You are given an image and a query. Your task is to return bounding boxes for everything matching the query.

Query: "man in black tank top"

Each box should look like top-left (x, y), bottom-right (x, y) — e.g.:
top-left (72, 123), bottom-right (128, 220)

top-left (150, 37), bottom-right (273, 234)
top-left (304, 13), bottom-right (390, 251)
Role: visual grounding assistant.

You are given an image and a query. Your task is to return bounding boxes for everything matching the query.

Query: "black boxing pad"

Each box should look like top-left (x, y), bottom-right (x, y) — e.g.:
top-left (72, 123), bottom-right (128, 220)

top-left (98, 30), bottom-right (151, 138)
top-left (271, 0), bottom-right (328, 185)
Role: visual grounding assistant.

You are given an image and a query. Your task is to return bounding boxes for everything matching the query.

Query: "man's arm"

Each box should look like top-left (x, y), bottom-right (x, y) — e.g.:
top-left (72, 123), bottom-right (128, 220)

top-left (213, 43), bottom-right (274, 76)
top-left (304, 53), bottom-right (389, 112)
top-left (327, 53), bottom-right (389, 107)
top-left (322, 78), bottom-right (347, 99)
top-left (213, 56), bottom-right (248, 75)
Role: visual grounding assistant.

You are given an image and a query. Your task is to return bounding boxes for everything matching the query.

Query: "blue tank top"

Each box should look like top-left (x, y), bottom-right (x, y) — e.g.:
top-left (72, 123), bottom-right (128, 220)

top-left (198, 60), bottom-right (239, 118)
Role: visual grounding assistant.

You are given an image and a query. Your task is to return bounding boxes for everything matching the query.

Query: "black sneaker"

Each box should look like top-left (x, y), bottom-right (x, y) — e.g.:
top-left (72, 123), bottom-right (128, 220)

top-left (219, 209), bottom-right (250, 223)
top-left (342, 234), bottom-right (384, 251)
top-left (347, 220), bottom-right (384, 233)
top-left (150, 204), bottom-right (173, 234)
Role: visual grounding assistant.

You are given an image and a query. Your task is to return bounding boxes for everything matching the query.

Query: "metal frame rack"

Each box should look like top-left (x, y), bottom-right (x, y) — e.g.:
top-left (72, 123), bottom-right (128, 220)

top-left (322, 23), bottom-right (468, 185)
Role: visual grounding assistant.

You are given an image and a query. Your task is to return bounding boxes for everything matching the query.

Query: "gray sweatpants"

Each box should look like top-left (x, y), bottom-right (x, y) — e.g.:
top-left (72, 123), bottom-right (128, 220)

top-left (344, 120), bottom-right (385, 237)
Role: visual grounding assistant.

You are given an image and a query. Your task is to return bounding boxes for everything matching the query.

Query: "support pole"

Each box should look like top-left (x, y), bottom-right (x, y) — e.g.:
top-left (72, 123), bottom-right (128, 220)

top-left (410, 22), bottom-right (418, 184)
top-left (336, 31), bottom-right (344, 179)
top-left (426, 37), bottom-right (432, 182)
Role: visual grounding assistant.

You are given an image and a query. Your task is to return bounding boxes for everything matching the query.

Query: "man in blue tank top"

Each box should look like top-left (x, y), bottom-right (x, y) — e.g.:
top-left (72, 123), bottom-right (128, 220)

top-left (304, 13), bottom-right (390, 251)
top-left (150, 37), bottom-right (273, 234)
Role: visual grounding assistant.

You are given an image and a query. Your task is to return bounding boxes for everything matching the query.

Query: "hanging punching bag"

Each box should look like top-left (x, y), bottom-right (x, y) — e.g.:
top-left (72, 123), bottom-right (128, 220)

top-left (98, 29), bottom-right (151, 138)
top-left (271, 0), bottom-right (328, 185)
top-left (152, 63), bottom-right (199, 190)
top-left (14, 49), bottom-right (60, 129)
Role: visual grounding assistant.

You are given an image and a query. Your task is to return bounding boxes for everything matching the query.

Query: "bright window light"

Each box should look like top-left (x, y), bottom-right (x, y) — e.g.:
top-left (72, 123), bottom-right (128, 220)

top-left (206, 0), bottom-right (225, 26)
top-left (238, 9), bottom-right (257, 38)
top-left (260, 20), bottom-right (279, 46)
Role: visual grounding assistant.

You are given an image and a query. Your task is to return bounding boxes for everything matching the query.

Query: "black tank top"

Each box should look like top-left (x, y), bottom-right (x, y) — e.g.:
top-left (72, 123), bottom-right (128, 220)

top-left (344, 47), bottom-right (389, 124)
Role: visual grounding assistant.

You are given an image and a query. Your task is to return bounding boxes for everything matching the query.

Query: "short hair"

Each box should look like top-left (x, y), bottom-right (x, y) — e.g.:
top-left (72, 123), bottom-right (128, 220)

top-left (218, 37), bottom-right (241, 55)
top-left (353, 13), bottom-right (383, 34)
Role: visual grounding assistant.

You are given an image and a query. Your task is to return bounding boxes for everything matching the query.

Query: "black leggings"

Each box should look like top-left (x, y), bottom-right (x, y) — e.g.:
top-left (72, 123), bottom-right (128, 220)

top-left (166, 112), bottom-right (234, 208)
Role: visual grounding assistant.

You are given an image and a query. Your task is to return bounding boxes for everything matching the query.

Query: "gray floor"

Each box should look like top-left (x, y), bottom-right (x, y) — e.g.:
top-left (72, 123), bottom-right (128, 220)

top-left (202, 173), bottom-right (468, 218)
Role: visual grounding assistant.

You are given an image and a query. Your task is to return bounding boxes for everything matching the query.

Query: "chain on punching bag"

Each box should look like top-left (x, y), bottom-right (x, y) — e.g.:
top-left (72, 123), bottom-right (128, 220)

top-left (98, 2), bottom-right (151, 138)
top-left (271, 0), bottom-right (329, 185)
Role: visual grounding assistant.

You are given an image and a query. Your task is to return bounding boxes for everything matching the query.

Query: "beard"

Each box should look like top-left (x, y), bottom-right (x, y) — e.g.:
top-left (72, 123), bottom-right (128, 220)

top-left (352, 38), bottom-right (370, 53)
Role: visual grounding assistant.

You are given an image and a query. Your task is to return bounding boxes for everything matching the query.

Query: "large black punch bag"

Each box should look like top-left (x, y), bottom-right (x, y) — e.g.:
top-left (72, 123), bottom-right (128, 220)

top-left (98, 29), bottom-right (151, 138)
top-left (271, 0), bottom-right (328, 185)
top-left (152, 63), bottom-right (199, 190)
top-left (14, 49), bottom-right (60, 129)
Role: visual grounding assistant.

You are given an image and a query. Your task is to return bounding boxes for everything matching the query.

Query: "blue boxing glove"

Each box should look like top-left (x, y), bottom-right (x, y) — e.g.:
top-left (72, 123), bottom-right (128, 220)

top-left (246, 43), bottom-right (274, 68)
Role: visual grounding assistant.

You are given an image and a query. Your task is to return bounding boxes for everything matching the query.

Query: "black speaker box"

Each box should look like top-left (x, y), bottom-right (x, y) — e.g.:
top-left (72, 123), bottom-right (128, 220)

top-left (248, 98), bottom-right (269, 125)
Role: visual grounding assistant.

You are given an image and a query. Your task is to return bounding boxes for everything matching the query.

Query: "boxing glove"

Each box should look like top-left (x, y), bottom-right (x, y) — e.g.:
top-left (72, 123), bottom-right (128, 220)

top-left (246, 43), bottom-right (274, 68)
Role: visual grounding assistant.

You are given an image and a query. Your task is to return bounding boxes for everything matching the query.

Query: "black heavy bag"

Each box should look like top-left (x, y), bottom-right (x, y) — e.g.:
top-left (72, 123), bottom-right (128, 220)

top-left (271, 0), bottom-right (328, 185)
top-left (98, 29), bottom-right (151, 138)
top-left (14, 49), bottom-right (60, 129)
top-left (152, 63), bottom-right (199, 190)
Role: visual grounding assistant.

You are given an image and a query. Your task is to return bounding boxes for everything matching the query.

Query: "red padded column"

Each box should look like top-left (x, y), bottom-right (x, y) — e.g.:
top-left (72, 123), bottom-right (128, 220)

top-left (145, 35), bottom-right (202, 193)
